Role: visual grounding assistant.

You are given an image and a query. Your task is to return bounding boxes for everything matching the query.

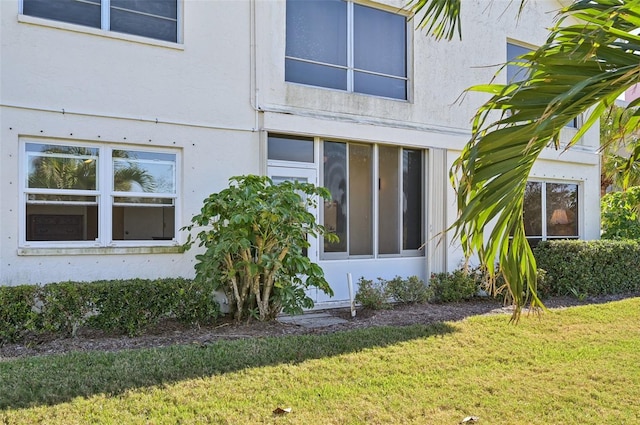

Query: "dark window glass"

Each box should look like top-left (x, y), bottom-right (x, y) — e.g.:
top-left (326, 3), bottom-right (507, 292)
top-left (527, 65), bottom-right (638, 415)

top-left (354, 71), bottom-right (406, 100)
top-left (268, 134), bottom-right (314, 163)
top-left (546, 183), bottom-right (578, 237)
top-left (379, 146), bottom-right (400, 254)
top-left (112, 205), bottom-right (174, 240)
top-left (24, 0), bottom-right (101, 28)
top-left (286, 0), bottom-right (406, 99)
top-left (323, 142), bottom-right (347, 253)
top-left (110, 0), bottom-right (177, 42)
top-left (286, 0), bottom-right (347, 65)
top-left (26, 207), bottom-right (98, 241)
top-left (506, 42), bottom-right (532, 83)
top-left (285, 59), bottom-right (348, 91)
top-left (403, 149), bottom-right (422, 250)
top-left (111, 0), bottom-right (176, 19)
top-left (23, 0), bottom-right (177, 42)
top-left (354, 4), bottom-right (406, 77)
top-left (523, 181), bottom-right (543, 236)
top-left (524, 181), bottom-right (578, 242)
top-left (349, 144), bottom-right (373, 255)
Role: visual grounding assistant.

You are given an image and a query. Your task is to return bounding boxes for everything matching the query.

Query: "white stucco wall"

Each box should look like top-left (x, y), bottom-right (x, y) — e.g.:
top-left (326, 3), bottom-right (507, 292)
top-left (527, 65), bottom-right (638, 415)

top-left (1, 0), bottom-right (601, 294)
top-left (0, 0), bottom-right (260, 285)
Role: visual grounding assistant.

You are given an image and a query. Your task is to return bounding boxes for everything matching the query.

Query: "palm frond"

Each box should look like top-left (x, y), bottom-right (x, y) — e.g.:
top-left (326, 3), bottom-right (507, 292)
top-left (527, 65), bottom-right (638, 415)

top-left (451, 0), bottom-right (640, 319)
top-left (408, 0), bottom-right (462, 40)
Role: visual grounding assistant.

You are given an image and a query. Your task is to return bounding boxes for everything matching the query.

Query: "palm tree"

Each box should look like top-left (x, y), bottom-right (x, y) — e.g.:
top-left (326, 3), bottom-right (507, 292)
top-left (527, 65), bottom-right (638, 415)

top-left (30, 146), bottom-right (155, 194)
top-left (29, 146), bottom-right (97, 192)
top-left (409, 0), bottom-right (640, 319)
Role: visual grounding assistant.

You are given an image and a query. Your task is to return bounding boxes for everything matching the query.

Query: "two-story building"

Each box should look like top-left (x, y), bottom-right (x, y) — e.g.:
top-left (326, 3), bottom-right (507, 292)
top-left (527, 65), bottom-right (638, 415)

top-left (0, 0), bottom-right (601, 306)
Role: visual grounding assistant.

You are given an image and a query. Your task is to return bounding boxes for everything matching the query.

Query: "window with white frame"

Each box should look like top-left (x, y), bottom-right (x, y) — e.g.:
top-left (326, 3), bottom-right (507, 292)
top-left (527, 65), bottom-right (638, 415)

top-left (523, 181), bottom-right (579, 247)
top-left (22, 0), bottom-right (179, 43)
top-left (322, 141), bottom-right (423, 258)
top-left (285, 0), bottom-right (408, 100)
top-left (23, 141), bottom-right (178, 245)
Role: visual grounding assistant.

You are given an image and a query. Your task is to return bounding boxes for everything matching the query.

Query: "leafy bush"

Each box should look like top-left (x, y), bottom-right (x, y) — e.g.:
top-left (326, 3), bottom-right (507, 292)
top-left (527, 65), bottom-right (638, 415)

top-left (386, 275), bottom-right (431, 304)
top-left (40, 281), bottom-right (95, 337)
top-left (471, 265), bottom-right (552, 301)
top-left (173, 278), bottom-right (220, 327)
top-left (601, 187), bottom-right (640, 239)
top-left (86, 279), bottom-right (175, 336)
top-left (533, 269), bottom-right (552, 299)
top-left (0, 278), bottom-right (220, 342)
top-left (534, 240), bottom-right (640, 297)
top-left (354, 278), bottom-right (389, 310)
top-left (428, 270), bottom-right (478, 303)
top-left (0, 285), bottom-right (40, 343)
top-left (184, 175), bottom-right (337, 321)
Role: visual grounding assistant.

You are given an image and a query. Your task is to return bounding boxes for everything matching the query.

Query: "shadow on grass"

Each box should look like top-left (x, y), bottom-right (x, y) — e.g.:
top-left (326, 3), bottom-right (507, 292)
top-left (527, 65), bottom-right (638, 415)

top-left (0, 322), bottom-right (456, 410)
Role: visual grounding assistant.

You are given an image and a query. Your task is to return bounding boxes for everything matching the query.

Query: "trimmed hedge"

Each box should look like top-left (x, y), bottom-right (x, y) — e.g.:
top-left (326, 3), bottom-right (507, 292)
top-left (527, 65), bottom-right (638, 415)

top-left (533, 240), bottom-right (640, 296)
top-left (0, 285), bottom-right (41, 343)
top-left (0, 278), bottom-right (220, 344)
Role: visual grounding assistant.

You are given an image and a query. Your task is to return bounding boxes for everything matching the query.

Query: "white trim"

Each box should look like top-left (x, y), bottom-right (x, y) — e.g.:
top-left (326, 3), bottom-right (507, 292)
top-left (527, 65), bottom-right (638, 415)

top-left (285, 0), bottom-right (408, 101)
top-left (267, 166), bottom-right (319, 262)
top-left (101, 0), bottom-right (110, 31)
top-left (19, 138), bottom-right (181, 249)
top-left (319, 140), bottom-right (426, 260)
top-left (17, 246), bottom-right (184, 256)
top-left (18, 0), bottom-right (184, 49)
top-left (524, 179), bottom-right (581, 241)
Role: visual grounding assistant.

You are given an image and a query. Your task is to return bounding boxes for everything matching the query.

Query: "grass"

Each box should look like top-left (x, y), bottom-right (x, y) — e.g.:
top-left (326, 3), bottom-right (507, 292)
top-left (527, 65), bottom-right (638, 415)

top-left (1, 298), bottom-right (639, 424)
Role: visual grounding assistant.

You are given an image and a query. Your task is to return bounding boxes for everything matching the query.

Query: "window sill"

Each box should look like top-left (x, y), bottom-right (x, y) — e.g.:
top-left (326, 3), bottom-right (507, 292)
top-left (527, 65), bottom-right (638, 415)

top-left (18, 15), bottom-right (184, 50)
top-left (17, 246), bottom-right (185, 257)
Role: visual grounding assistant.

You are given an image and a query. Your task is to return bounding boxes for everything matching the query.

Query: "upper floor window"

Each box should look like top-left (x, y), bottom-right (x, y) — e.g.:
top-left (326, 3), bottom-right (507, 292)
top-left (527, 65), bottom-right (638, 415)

top-left (285, 0), bottom-right (407, 100)
top-left (22, 0), bottom-right (178, 43)
top-left (22, 140), bottom-right (179, 246)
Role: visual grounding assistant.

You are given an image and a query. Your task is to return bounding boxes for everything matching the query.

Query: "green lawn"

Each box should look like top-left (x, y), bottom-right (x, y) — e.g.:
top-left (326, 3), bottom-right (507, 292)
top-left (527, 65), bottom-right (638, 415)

top-left (1, 298), bottom-right (639, 424)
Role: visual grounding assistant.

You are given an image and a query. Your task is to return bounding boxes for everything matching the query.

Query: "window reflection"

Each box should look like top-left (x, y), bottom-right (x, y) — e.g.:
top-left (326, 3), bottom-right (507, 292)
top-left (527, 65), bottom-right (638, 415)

top-left (523, 181), bottom-right (578, 244)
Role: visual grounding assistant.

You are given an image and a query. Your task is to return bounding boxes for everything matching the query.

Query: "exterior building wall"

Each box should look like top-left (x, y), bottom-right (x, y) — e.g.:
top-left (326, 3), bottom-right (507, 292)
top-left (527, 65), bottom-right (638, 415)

top-left (1, 0), bottom-right (601, 307)
top-left (0, 0), bottom-right (259, 285)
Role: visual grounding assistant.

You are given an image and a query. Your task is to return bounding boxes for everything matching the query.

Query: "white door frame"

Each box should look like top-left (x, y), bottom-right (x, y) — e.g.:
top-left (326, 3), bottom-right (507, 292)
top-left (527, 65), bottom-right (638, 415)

top-left (268, 165), bottom-right (320, 302)
top-left (267, 165), bottom-right (320, 262)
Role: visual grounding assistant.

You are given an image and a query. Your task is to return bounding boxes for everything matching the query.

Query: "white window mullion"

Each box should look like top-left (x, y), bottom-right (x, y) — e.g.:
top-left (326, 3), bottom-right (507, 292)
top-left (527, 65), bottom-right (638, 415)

top-left (176, 0), bottom-right (183, 43)
top-left (346, 1), bottom-right (354, 93)
top-left (541, 183), bottom-right (548, 241)
top-left (398, 148), bottom-right (405, 254)
top-left (100, 146), bottom-right (112, 246)
top-left (345, 143), bottom-right (351, 255)
top-left (372, 145), bottom-right (379, 257)
top-left (101, 0), bottom-right (110, 31)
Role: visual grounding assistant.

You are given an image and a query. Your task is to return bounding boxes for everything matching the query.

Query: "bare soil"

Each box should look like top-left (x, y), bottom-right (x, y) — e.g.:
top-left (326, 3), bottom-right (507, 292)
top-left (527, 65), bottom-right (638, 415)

top-left (1, 293), bottom-right (637, 360)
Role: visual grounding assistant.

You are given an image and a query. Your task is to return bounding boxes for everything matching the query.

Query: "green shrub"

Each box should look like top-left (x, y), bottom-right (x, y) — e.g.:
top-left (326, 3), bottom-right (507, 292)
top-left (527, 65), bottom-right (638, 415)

top-left (0, 278), bottom-right (221, 342)
top-left (354, 278), bottom-right (389, 310)
top-left (533, 269), bottom-right (552, 299)
top-left (88, 279), bottom-right (181, 336)
top-left (183, 175), bottom-right (336, 322)
top-left (386, 275), bottom-right (431, 304)
top-left (601, 187), bottom-right (640, 239)
top-left (173, 278), bottom-right (220, 326)
top-left (40, 281), bottom-right (95, 337)
top-left (472, 265), bottom-right (552, 301)
top-left (428, 270), bottom-right (478, 303)
top-left (0, 285), bottom-right (40, 344)
top-left (534, 240), bottom-right (640, 297)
